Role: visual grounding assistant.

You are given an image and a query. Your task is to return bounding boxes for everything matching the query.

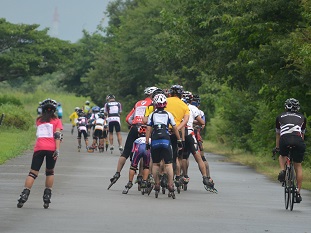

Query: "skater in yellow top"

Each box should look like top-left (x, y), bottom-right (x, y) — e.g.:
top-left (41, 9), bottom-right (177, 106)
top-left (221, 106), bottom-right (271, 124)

top-left (69, 107), bottom-right (80, 135)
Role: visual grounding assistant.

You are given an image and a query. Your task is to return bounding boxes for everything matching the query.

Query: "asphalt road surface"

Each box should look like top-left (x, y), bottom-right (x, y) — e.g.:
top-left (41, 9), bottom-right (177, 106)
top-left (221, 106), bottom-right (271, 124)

top-left (1, 124), bottom-right (311, 233)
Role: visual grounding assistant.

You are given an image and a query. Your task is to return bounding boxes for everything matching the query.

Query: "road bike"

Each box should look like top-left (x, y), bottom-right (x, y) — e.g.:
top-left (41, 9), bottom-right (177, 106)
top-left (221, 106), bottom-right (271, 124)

top-left (282, 146), bottom-right (298, 211)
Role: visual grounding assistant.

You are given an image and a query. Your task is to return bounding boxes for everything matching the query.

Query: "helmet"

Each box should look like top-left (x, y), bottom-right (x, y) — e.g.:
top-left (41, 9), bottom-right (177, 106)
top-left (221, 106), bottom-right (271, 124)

top-left (151, 88), bottom-right (165, 99)
top-left (41, 98), bottom-right (57, 112)
top-left (192, 94), bottom-right (201, 106)
top-left (77, 109), bottom-right (84, 116)
top-left (92, 106), bottom-right (100, 112)
top-left (106, 94), bottom-right (115, 101)
top-left (144, 86), bottom-right (158, 96)
top-left (169, 84), bottom-right (184, 97)
top-left (284, 98), bottom-right (300, 112)
top-left (98, 113), bottom-right (105, 119)
top-left (57, 102), bottom-right (61, 106)
top-left (100, 107), bottom-right (105, 113)
top-left (85, 100), bottom-right (90, 105)
top-left (75, 107), bottom-right (80, 111)
top-left (138, 125), bottom-right (147, 136)
top-left (153, 94), bottom-right (167, 108)
top-left (182, 91), bottom-right (193, 103)
top-left (163, 89), bottom-right (170, 97)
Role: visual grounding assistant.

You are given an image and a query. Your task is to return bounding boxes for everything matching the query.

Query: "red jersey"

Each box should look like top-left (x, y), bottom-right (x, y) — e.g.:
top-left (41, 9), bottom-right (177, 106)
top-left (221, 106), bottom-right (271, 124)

top-left (126, 97), bottom-right (153, 125)
top-left (34, 118), bottom-right (63, 152)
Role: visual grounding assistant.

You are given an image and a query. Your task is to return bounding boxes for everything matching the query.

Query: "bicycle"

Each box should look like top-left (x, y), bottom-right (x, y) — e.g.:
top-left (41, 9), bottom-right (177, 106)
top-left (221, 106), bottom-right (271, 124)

top-left (274, 146), bottom-right (298, 211)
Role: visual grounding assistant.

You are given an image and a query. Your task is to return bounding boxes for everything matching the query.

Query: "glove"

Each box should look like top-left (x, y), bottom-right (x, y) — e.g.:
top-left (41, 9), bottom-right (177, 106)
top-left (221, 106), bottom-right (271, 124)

top-left (177, 140), bottom-right (183, 150)
top-left (146, 143), bottom-right (151, 150)
top-left (52, 150), bottom-right (59, 160)
top-left (272, 147), bottom-right (280, 155)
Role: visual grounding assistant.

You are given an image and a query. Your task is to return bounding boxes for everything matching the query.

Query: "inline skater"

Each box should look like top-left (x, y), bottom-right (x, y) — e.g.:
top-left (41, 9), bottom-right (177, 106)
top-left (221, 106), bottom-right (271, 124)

top-left (56, 102), bottom-right (63, 119)
top-left (69, 107), bottom-right (80, 135)
top-left (104, 94), bottom-right (123, 154)
top-left (91, 113), bottom-right (107, 152)
top-left (146, 93), bottom-right (183, 199)
top-left (100, 107), bottom-right (109, 151)
top-left (17, 98), bottom-right (63, 209)
top-left (122, 125), bottom-right (151, 194)
top-left (108, 87), bottom-right (156, 189)
top-left (89, 106), bottom-right (101, 149)
top-left (274, 98), bottom-right (306, 203)
top-left (76, 109), bottom-right (90, 152)
top-left (181, 91), bottom-right (217, 193)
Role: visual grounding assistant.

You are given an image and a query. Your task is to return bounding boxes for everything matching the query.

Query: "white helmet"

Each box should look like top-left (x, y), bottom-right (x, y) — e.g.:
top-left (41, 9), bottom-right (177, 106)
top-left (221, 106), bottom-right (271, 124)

top-left (144, 86), bottom-right (158, 96)
top-left (153, 94), bottom-right (167, 108)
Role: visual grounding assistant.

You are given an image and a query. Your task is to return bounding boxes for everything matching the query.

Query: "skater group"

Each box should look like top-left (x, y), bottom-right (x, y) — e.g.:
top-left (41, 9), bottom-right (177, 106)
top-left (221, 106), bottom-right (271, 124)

top-left (108, 85), bottom-right (217, 199)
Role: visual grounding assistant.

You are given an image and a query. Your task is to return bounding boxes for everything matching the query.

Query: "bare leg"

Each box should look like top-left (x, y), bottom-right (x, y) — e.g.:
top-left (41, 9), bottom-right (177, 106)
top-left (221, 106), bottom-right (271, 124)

top-left (294, 163), bottom-right (303, 192)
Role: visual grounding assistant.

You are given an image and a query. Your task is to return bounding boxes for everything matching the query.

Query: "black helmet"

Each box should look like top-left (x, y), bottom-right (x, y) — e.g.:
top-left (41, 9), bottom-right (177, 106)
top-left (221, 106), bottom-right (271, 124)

top-left (182, 91), bottom-right (193, 103)
top-left (151, 88), bottom-right (165, 99)
top-left (41, 98), bottom-right (57, 112)
top-left (169, 84), bottom-right (184, 97)
top-left (284, 98), bottom-right (300, 112)
top-left (106, 94), bottom-right (115, 101)
top-left (77, 109), bottom-right (84, 117)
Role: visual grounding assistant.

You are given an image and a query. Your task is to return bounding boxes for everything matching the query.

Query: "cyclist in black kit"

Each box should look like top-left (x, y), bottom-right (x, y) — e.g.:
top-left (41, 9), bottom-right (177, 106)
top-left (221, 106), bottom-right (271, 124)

top-left (274, 98), bottom-right (306, 203)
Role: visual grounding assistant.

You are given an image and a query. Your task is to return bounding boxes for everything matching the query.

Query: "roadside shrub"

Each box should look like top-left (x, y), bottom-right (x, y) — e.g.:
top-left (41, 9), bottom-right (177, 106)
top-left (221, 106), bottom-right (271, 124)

top-left (0, 104), bottom-right (34, 130)
top-left (0, 95), bottom-right (22, 106)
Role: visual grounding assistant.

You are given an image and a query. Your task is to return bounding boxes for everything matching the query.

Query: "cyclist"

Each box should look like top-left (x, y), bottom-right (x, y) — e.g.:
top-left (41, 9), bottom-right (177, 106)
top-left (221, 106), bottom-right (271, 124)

top-left (76, 109), bottom-right (90, 151)
top-left (108, 87), bottom-right (156, 187)
top-left (69, 107), bottom-right (80, 135)
top-left (275, 98), bottom-right (306, 203)
top-left (104, 94), bottom-right (123, 153)
top-left (17, 98), bottom-right (63, 208)
top-left (122, 125), bottom-right (151, 194)
top-left (146, 93), bottom-right (183, 196)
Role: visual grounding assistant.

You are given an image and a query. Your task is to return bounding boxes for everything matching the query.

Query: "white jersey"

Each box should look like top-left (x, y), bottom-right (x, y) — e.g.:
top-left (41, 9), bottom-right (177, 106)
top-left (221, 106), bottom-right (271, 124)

top-left (187, 104), bottom-right (201, 133)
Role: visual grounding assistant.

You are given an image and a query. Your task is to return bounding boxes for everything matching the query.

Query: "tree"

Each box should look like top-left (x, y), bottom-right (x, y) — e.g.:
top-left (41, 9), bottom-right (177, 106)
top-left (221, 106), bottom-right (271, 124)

top-left (0, 19), bottom-right (75, 82)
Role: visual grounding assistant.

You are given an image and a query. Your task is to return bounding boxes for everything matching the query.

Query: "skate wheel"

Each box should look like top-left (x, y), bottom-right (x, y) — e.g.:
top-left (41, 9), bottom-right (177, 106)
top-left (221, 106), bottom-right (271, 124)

top-left (168, 193), bottom-right (172, 197)
top-left (43, 203), bottom-right (49, 209)
top-left (17, 202), bottom-right (24, 208)
top-left (184, 184), bottom-right (187, 191)
top-left (177, 187), bottom-right (181, 194)
top-left (155, 191), bottom-right (159, 198)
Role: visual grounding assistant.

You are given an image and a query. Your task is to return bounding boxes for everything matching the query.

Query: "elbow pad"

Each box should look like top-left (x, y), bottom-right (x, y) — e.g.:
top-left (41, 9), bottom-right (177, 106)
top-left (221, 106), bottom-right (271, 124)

top-left (54, 131), bottom-right (62, 140)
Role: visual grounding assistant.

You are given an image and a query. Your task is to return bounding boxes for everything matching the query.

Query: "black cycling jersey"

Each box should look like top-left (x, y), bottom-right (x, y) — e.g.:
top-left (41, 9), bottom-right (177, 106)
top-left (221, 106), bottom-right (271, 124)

top-left (275, 111), bottom-right (306, 137)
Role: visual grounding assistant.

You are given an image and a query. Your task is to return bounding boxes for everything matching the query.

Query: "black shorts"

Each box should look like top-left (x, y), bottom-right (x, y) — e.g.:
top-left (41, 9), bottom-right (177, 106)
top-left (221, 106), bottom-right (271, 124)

top-left (77, 130), bottom-right (88, 139)
top-left (31, 150), bottom-right (56, 172)
top-left (108, 121), bottom-right (121, 133)
top-left (121, 125), bottom-right (139, 159)
top-left (279, 135), bottom-right (306, 163)
top-left (93, 129), bottom-right (104, 139)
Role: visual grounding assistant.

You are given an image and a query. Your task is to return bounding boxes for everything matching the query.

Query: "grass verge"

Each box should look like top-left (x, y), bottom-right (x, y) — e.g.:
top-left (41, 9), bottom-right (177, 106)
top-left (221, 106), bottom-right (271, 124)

top-left (205, 140), bottom-right (311, 191)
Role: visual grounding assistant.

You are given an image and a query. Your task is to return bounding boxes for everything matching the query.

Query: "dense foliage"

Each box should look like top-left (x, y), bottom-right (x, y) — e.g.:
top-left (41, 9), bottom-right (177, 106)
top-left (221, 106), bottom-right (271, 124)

top-left (1, 0), bottom-right (311, 167)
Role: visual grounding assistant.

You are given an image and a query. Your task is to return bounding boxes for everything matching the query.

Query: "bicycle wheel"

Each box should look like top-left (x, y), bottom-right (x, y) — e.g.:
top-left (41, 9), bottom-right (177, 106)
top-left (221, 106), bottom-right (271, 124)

top-left (284, 169), bottom-right (290, 210)
top-left (289, 167), bottom-right (296, 211)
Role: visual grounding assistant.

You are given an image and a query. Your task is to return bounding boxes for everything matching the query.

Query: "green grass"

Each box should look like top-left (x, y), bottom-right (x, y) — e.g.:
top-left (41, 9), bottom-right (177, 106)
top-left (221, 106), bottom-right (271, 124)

top-left (0, 126), bottom-right (36, 164)
top-left (204, 140), bottom-right (311, 190)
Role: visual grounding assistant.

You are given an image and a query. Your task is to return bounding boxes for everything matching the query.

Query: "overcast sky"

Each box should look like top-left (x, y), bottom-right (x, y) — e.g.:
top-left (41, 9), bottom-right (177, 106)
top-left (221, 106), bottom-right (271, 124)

top-left (0, 0), bottom-right (111, 43)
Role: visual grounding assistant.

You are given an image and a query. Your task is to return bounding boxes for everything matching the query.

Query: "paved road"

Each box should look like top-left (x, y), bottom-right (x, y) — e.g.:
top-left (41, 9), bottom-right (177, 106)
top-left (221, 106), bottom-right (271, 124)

top-left (0, 124), bottom-right (311, 233)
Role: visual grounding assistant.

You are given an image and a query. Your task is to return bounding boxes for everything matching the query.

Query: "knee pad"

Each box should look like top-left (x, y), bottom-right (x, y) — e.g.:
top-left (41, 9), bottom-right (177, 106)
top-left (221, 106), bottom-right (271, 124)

top-left (28, 172), bottom-right (37, 179)
top-left (45, 169), bottom-right (54, 176)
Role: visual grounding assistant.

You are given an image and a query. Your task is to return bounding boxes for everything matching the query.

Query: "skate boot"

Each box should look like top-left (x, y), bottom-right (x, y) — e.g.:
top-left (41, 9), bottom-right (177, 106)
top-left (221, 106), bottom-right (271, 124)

top-left (160, 174), bottom-right (168, 194)
top-left (181, 175), bottom-right (190, 191)
top-left (110, 145), bottom-right (114, 154)
top-left (119, 146), bottom-right (124, 154)
top-left (98, 145), bottom-right (104, 153)
top-left (203, 176), bottom-right (218, 193)
top-left (135, 175), bottom-right (143, 191)
top-left (168, 185), bottom-right (176, 199)
top-left (43, 188), bottom-right (52, 209)
top-left (174, 176), bottom-right (181, 194)
top-left (78, 145), bottom-right (81, 152)
top-left (140, 180), bottom-right (147, 195)
top-left (147, 174), bottom-right (155, 195)
top-left (17, 188), bottom-right (30, 208)
top-left (107, 172), bottom-right (120, 190)
top-left (122, 181), bottom-right (133, 194)
top-left (154, 184), bottom-right (160, 198)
